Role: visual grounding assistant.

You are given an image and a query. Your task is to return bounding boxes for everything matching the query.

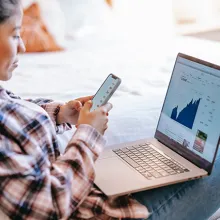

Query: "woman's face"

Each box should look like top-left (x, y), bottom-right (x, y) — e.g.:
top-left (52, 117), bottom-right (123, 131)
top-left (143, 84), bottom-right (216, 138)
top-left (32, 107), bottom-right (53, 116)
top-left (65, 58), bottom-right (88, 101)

top-left (0, 4), bottom-right (25, 81)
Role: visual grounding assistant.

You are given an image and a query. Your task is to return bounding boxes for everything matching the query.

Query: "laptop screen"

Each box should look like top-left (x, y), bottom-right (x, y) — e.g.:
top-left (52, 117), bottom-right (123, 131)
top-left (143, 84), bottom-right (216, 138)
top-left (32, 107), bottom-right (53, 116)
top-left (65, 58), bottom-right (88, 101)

top-left (155, 53), bottom-right (220, 173)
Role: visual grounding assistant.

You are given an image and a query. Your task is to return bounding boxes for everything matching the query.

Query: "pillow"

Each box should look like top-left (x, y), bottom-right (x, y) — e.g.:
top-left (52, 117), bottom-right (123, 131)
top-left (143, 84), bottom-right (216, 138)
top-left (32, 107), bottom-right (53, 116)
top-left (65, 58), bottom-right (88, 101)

top-left (21, 1), bottom-right (65, 52)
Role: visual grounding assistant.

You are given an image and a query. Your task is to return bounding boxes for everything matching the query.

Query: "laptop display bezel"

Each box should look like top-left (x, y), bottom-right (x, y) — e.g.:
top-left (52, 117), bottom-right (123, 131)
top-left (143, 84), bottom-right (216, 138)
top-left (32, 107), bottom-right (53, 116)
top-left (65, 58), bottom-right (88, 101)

top-left (155, 53), bottom-right (220, 174)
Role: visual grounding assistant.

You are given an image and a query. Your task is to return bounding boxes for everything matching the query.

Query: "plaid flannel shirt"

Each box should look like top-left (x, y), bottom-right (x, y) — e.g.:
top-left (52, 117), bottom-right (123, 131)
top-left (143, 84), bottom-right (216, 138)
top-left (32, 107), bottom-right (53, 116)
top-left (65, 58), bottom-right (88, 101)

top-left (0, 86), bottom-right (149, 220)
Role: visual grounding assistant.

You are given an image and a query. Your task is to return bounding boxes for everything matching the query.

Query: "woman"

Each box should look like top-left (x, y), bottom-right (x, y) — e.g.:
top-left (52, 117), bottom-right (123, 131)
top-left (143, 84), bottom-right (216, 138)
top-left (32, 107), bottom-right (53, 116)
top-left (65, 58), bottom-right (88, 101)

top-left (0, 0), bottom-right (149, 219)
top-left (1, 1), bottom-right (220, 220)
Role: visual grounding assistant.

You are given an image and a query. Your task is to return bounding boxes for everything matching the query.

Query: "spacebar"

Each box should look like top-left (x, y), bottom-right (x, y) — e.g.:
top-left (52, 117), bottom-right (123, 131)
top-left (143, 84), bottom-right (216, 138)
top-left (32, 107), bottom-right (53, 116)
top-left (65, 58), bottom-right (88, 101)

top-left (123, 157), bottom-right (139, 168)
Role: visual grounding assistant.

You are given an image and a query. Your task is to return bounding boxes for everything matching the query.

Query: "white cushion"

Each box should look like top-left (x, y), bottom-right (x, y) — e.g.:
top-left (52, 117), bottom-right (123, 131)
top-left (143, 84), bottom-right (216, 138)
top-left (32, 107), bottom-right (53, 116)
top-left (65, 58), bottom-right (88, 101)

top-left (57, 0), bottom-right (112, 38)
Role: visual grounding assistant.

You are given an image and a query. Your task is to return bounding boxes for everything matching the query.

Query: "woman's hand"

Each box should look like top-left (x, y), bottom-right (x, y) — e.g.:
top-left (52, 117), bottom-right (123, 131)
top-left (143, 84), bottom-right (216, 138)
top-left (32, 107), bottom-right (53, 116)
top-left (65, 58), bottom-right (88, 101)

top-left (57, 95), bottom-right (93, 125)
top-left (77, 100), bottom-right (113, 135)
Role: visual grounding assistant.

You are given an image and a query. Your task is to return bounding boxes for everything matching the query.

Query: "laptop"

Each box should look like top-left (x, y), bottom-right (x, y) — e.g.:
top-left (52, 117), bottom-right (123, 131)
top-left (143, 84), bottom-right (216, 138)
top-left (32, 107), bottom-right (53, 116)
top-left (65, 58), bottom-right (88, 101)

top-left (94, 53), bottom-right (220, 197)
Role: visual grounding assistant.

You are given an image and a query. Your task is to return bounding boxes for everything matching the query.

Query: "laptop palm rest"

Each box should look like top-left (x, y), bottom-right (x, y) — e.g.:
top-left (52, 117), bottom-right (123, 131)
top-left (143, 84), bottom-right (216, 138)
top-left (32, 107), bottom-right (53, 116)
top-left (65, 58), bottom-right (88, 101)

top-left (94, 155), bottom-right (147, 197)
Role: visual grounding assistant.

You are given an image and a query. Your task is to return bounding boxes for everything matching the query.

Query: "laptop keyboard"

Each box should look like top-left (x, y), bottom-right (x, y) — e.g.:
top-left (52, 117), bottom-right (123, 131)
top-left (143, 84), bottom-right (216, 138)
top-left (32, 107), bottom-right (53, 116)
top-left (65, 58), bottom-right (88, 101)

top-left (113, 143), bottom-right (189, 180)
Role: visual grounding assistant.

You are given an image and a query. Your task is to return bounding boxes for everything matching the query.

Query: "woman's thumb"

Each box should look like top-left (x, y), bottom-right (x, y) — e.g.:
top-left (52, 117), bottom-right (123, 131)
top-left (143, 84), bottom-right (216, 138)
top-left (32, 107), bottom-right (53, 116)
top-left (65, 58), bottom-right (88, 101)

top-left (83, 100), bottom-right (93, 112)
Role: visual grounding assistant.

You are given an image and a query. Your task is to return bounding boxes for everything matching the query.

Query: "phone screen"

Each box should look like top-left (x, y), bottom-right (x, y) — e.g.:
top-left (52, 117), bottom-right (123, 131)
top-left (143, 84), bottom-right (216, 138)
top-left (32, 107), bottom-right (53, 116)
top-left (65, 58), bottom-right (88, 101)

top-left (90, 74), bottom-right (121, 111)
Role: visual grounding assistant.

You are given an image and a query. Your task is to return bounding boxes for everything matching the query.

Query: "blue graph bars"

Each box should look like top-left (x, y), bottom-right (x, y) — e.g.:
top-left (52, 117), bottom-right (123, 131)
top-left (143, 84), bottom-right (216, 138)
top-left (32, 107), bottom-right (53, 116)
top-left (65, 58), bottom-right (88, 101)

top-left (171, 98), bottom-right (201, 129)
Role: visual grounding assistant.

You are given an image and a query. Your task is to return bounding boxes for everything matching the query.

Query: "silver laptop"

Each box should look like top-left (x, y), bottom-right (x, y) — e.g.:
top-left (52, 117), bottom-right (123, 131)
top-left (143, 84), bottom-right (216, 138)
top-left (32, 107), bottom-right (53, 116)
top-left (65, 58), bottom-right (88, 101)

top-left (94, 53), bottom-right (220, 197)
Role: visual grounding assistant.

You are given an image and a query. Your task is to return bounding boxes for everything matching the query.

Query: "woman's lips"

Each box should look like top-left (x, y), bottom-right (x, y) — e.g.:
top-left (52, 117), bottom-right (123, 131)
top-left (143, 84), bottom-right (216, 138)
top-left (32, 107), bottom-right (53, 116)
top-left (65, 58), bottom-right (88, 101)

top-left (11, 62), bottom-right (18, 70)
top-left (12, 60), bottom-right (19, 67)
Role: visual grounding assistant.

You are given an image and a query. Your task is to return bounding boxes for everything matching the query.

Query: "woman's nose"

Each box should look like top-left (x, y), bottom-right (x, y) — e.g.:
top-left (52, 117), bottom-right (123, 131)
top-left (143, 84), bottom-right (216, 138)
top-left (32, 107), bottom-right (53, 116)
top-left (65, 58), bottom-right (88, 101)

top-left (18, 38), bottom-right (26, 53)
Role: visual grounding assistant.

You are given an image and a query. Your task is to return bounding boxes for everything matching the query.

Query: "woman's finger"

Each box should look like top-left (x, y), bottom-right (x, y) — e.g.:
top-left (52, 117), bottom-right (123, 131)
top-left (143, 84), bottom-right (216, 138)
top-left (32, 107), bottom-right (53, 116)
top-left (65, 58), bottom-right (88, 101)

top-left (76, 95), bottom-right (94, 105)
top-left (69, 100), bottom-right (82, 111)
top-left (101, 102), bottom-right (113, 113)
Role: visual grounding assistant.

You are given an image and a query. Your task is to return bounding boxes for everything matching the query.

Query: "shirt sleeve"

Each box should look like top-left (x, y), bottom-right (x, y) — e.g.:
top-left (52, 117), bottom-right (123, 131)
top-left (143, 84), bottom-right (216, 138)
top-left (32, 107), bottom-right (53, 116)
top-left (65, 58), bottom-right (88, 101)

top-left (33, 100), bottom-right (72, 134)
top-left (5, 89), bottom-right (72, 134)
top-left (0, 101), bottom-right (105, 219)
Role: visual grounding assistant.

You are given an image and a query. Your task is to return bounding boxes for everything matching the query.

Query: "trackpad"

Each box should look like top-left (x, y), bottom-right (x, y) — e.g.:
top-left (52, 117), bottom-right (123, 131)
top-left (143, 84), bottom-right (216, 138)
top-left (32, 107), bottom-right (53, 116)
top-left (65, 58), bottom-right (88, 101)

top-left (94, 157), bottom-right (145, 196)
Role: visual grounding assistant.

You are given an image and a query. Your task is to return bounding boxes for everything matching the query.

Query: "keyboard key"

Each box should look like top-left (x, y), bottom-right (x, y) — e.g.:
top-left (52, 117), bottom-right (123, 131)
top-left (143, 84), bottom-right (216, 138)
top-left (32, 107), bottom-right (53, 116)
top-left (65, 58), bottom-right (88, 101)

top-left (139, 162), bottom-right (146, 166)
top-left (143, 171), bottom-right (153, 177)
top-left (123, 157), bottom-right (140, 168)
top-left (117, 153), bottom-right (126, 157)
top-left (146, 161), bottom-right (154, 165)
top-left (133, 145), bottom-right (140, 149)
top-left (145, 167), bottom-right (153, 171)
top-left (127, 146), bottom-right (134, 150)
top-left (139, 170), bottom-right (147, 174)
top-left (154, 167), bottom-right (163, 172)
top-left (119, 154), bottom-right (127, 158)
top-left (159, 171), bottom-right (169, 176)
top-left (113, 149), bottom-right (120, 152)
top-left (144, 175), bottom-right (155, 180)
top-left (121, 148), bottom-right (130, 153)
top-left (150, 171), bottom-right (162, 178)
top-left (139, 143), bottom-right (148, 146)
top-left (136, 167), bottom-right (144, 171)
top-left (168, 170), bottom-right (177, 175)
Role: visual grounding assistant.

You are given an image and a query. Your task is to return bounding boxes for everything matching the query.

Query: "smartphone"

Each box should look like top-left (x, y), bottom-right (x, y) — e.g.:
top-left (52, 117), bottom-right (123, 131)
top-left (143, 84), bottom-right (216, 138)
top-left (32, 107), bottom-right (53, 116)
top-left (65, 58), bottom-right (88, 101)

top-left (90, 74), bottom-right (121, 111)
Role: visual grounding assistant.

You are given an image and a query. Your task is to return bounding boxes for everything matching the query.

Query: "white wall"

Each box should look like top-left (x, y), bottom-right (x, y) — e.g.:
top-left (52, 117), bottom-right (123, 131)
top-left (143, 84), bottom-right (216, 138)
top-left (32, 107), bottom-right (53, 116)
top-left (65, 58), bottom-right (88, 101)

top-left (173, 0), bottom-right (220, 25)
top-left (109, 0), bottom-right (175, 39)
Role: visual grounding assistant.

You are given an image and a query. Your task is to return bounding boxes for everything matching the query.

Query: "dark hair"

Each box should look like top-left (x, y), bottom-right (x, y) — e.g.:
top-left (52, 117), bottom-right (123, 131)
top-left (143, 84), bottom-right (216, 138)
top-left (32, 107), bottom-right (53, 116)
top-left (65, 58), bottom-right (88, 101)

top-left (0, 0), bottom-right (19, 24)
